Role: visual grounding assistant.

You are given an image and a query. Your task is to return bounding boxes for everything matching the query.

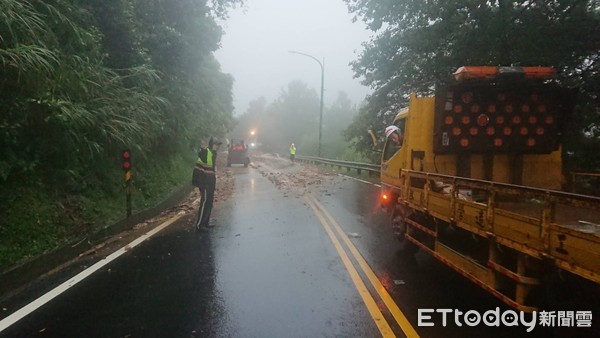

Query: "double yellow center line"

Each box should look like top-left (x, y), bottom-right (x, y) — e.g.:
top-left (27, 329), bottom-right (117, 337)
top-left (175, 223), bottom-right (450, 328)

top-left (304, 194), bottom-right (420, 338)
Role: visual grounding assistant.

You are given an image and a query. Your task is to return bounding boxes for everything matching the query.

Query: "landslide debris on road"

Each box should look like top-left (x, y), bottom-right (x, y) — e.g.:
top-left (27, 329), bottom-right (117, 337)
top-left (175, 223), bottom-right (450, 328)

top-left (251, 154), bottom-right (337, 195)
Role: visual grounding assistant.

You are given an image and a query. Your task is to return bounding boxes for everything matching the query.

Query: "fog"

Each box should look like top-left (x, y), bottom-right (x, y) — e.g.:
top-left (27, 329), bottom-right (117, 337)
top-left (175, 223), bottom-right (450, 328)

top-left (215, 0), bottom-right (374, 115)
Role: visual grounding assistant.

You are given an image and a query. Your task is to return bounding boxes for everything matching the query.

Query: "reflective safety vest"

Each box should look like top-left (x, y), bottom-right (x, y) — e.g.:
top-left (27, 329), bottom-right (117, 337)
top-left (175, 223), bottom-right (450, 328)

top-left (290, 145), bottom-right (296, 155)
top-left (196, 149), bottom-right (214, 172)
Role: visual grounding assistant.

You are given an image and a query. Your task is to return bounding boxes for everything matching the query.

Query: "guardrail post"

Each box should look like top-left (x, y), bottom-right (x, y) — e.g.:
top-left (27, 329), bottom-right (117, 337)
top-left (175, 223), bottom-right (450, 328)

top-left (541, 194), bottom-right (555, 251)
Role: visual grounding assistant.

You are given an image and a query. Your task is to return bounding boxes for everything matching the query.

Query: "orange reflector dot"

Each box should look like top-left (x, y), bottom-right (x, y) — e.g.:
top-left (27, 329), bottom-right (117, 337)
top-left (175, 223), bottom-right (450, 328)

top-left (505, 104), bottom-right (514, 113)
top-left (537, 105), bottom-right (547, 113)
top-left (521, 104), bottom-right (530, 113)
top-left (545, 116), bottom-right (554, 124)
top-left (486, 127), bottom-right (495, 136)
top-left (496, 116), bottom-right (505, 124)
top-left (454, 104), bottom-right (463, 113)
top-left (520, 127), bottom-right (529, 135)
top-left (460, 138), bottom-right (469, 147)
top-left (461, 116), bottom-right (470, 125)
top-left (528, 116), bottom-right (537, 124)
top-left (494, 138), bottom-right (503, 147)
top-left (462, 92), bottom-right (473, 103)
top-left (452, 127), bottom-right (462, 136)
top-left (471, 104), bottom-right (480, 113)
top-left (444, 116), bottom-right (454, 124)
top-left (477, 114), bottom-right (490, 126)
top-left (536, 127), bottom-right (545, 135)
top-left (527, 138), bottom-right (536, 146)
top-left (503, 127), bottom-right (512, 136)
top-left (469, 127), bottom-right (479, 136)
top-left (488, 104), bottom-right (497, 113)
top-left (512, 116), bottom-right (521, 124)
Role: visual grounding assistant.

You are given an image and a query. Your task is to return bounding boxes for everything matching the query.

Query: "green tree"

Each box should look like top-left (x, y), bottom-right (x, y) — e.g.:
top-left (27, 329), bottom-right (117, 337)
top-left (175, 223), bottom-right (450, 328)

top-left (322, 91), bottom-right (358, 158)
top-left (0, 0), bottom-right (243, 269)
top-left (244, 81), bottom-right (319, 155)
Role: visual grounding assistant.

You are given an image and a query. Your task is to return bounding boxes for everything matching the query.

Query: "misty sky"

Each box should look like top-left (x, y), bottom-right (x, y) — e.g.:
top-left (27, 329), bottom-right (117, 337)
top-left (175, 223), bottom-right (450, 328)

top-left (215, 0), bottom-right (374, 115)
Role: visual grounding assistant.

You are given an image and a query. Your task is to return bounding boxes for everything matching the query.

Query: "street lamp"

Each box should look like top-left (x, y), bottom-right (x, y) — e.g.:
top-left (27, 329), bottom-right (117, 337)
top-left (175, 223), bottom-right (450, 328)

top-left (289, 50), bottom-right (324, 157)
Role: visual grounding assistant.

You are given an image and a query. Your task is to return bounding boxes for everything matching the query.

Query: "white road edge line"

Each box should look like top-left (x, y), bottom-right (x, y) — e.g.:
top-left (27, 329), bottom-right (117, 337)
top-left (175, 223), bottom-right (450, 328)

top-left (0, 213), bottom-right (184, 332)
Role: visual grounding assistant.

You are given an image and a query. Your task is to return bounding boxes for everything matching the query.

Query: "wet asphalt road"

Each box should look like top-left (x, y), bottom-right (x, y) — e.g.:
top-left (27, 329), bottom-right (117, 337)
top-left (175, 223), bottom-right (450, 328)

top-left (1, 157), bottom-right (595, 337)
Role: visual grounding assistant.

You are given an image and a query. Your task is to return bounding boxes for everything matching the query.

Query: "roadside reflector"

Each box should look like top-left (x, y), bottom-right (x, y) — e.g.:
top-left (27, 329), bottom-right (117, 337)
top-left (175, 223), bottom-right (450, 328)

top-left (545, 116), bottom-right (554, 124)
top-left (536, 127), bottom-right (545, 135)
top-left (460, 138), bottom-right (469, 147)
top-left (528, 116), bottom-right (537, 124)
top-left (486, 127), bottom-right (495, 135)
top-left (527, 138), bottom-right (536, 146)
top-left (494, 138), bottom-right (503, 147)
top-left (488, 104), bottom-right (497, 113)
top-left (496, 116), bottom-right (505, 124)
top-left (461, 116), bottom-right (470, 125)
top-left (445, 116), bottom-right (454, 124)
top-left (452, 127), bottom-right (462, 136)
top-left (512, 116), bottom-right (521, 124)
top-left (537, 105), bottom-right (547, 113)
top-left (521, 104), bottom-right (530, 113)
top-left (471, 104), bottom-right (480, 113)
top-left (503, 127), bottom-right (512, 136)
top-left (122, 150), bottom-right (132, 172)
top-left (505, 104), bottom-right (514, 113)
top-left (454, 104), bottom-right (463, 113)
top-left (469, 127), bottom-right (478, 136)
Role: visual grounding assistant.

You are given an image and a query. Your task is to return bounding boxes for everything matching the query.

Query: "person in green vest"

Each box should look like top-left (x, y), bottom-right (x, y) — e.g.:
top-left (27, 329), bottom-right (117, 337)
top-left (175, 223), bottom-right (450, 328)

top-left (289, 143), bottom-right (296, 162)
top-left (193, 137), bottom-right (221, 230)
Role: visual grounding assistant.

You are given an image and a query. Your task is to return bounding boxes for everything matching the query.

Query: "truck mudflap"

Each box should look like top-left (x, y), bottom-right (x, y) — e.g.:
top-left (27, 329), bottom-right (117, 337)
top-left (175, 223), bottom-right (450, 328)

top-left (397, 169), bottom-right (600, 311)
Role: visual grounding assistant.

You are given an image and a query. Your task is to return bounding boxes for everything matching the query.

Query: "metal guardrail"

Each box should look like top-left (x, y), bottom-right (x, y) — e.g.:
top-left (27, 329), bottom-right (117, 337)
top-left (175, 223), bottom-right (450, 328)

top-left (571, 172), bottom-right (600, 196)
top-left (296, 155), bottom-right (380, 176)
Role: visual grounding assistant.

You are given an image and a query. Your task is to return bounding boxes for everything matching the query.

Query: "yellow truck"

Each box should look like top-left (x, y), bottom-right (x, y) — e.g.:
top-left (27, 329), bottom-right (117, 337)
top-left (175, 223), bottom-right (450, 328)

top-left (380, 66), bottom-right (600, 311)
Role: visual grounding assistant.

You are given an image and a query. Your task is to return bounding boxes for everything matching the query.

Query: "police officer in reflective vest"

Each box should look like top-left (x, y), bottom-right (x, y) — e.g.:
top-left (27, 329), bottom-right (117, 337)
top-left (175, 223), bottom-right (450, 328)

top-left (194, 137), bottom-right (221, 229)
top-left (289, 143), bottom-right (296, 162)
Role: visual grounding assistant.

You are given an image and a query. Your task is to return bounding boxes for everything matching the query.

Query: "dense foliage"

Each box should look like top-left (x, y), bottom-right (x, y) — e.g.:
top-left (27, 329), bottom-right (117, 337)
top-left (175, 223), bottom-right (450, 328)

top-left (231, 81), bottom-right (359, 158)
top-left (0, 0), bottom-right (241, 268)
top-left (343, 0), bottom-right (600, 170)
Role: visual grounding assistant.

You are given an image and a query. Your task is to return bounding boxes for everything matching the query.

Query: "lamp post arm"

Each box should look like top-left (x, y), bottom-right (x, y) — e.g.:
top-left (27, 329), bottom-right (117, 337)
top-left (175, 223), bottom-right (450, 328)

top-left (288, 51), bottom-right (323, 72)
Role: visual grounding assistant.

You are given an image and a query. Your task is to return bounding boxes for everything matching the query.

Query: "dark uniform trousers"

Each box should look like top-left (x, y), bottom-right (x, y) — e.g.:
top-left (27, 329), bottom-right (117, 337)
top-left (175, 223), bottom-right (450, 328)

top-left (195, 171), bottom-right (216, 228)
